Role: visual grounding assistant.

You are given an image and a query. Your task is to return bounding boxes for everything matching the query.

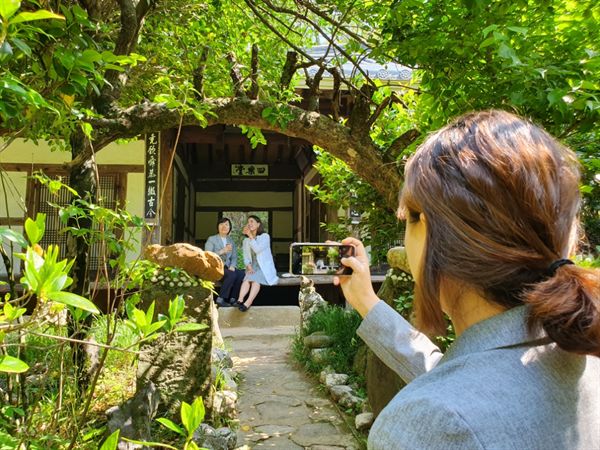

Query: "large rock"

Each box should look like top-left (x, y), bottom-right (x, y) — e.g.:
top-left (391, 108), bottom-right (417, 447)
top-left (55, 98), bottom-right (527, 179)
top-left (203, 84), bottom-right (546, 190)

top-left (213, 390), bottom-right (238, 419)
top-left (329, 385), bottom-right (353, 402)
top-left (298, 276), bottom-right (327, 327)
top-left (303, 332), bottom-right (334, 349)
top-left (193, 424), bottom-right (237, 450)
top-left (136, 285), bottom-right (213, 418)
top-left (324, 373), bottom-right (349, 388)
top-left (387, 246), bottom-right (410, 273)
top-left (105, 382), bottom-right (160, 450)
top-left (144, 243), bottom-right (224, 281)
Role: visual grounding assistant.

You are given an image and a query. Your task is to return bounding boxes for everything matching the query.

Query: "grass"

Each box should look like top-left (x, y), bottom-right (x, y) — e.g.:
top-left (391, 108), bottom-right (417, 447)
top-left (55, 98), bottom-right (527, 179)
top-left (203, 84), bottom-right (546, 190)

top-left (292, 304), bottom-right (363, 378)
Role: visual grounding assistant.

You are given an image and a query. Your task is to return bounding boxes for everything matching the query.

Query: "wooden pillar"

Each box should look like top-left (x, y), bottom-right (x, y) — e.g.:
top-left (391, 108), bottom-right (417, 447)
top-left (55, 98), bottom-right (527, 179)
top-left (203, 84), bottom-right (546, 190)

top-left (160, 130), bottom-right (175, 245)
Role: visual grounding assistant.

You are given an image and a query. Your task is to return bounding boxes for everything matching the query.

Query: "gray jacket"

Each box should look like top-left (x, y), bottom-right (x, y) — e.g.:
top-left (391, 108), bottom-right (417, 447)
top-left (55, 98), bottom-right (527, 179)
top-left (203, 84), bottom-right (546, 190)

top-left (205, 234), bottom-right (237, 268)
top-left (358, 302), bottom-right (600, 450)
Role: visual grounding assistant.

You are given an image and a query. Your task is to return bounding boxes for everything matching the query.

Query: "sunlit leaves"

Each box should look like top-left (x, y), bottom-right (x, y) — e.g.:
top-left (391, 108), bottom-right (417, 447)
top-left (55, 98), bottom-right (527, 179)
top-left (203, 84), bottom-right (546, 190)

top-left (0, 355), bottom-right (29, 374)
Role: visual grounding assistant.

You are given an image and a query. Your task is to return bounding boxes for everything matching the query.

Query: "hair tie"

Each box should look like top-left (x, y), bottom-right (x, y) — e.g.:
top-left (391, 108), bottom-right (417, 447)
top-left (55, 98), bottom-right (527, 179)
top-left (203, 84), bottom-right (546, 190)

top-left (548, 259), bottom-right (574, 276)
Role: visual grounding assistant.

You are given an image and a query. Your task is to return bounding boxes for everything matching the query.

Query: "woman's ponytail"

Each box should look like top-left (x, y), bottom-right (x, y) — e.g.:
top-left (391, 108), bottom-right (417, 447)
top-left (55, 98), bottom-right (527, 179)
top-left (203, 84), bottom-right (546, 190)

top-left (525, 264), bottom-right (600, 357)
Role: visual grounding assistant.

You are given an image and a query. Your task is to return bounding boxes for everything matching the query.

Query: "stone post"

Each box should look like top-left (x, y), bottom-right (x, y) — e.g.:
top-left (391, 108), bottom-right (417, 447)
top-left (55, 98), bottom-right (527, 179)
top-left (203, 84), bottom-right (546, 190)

top-left (136, 284), bottom-right (213, 418)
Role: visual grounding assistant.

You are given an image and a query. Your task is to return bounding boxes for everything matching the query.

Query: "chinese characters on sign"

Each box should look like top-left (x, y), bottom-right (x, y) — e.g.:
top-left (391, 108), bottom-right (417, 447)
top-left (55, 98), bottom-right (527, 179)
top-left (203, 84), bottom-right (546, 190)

top-left (144, 133), bottom-right (160, 219)
top-left (231, 164), bottom-right (269, 177)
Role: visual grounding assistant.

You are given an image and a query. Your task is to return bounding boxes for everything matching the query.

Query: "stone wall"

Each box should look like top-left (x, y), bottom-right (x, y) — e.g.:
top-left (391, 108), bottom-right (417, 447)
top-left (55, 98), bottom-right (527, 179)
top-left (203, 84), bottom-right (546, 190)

top-left (136, 285), bottom-right (213, 418)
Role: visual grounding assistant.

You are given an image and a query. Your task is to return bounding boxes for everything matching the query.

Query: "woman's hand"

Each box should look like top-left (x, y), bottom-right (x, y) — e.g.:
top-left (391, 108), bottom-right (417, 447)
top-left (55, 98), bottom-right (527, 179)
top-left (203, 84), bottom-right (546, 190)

top-left (246, 264), bottom-right (254, 274)
top-left (332, 237), bottom-right (380, 318)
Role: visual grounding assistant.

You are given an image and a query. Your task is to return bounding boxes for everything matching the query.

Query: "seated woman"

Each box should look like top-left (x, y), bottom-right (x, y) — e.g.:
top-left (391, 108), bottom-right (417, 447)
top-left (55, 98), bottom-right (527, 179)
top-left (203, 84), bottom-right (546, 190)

top-left (205, 217), bottom-right (245, 308)
top-left (236, 215), bottom-right (278, 311)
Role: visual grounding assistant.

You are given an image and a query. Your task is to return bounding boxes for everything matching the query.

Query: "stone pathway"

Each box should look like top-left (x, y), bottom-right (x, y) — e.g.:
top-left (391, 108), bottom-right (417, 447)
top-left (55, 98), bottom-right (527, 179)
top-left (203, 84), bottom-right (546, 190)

top-left (223, 327), bottom-right (362, 450)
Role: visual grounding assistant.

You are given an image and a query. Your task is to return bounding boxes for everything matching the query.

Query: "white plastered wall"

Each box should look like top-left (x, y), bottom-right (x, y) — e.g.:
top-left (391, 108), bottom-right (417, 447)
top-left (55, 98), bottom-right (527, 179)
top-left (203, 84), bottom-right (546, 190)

top-left (0, 138), bottom-right (145, 277)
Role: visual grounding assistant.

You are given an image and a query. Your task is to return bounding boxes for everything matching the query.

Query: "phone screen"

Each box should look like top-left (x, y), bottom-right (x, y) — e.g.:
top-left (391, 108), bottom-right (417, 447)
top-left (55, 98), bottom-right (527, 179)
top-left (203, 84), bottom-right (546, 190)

top-left (289, 243), bottom-right (354, 275)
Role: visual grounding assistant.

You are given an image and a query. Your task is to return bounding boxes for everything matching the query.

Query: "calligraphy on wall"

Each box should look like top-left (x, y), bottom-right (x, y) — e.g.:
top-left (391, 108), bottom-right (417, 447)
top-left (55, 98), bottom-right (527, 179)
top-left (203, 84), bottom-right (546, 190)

top-left (230, 164), bottom-right (269, 177)
top-left (144, 132), bottom-right (160, 219)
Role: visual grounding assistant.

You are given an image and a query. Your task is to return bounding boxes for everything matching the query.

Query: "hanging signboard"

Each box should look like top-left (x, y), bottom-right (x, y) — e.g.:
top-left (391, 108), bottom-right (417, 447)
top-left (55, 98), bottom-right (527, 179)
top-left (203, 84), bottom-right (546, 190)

top-left (231, 163), bottom-right (269, 177)
top-left (144, 132), bottom-right (160, 220)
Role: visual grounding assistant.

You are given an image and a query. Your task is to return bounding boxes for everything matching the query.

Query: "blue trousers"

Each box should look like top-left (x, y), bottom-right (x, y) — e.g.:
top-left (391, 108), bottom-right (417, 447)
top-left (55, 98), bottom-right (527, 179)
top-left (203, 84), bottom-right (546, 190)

top-left (218, 266), bottom-right (245, 300)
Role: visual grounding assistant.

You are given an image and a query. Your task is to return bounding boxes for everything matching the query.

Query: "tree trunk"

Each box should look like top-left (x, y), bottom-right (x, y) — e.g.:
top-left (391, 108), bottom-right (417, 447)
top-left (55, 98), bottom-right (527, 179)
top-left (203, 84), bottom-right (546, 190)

top-left (67, 132), bottom-right (97, 390)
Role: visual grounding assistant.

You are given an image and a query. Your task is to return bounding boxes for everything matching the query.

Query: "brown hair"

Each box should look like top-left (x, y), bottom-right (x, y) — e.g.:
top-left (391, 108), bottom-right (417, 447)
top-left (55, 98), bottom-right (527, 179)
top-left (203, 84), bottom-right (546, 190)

top-left (248, 215), bottom-right (265, 236)
top-left (400, 110), bottom-right (600, 356)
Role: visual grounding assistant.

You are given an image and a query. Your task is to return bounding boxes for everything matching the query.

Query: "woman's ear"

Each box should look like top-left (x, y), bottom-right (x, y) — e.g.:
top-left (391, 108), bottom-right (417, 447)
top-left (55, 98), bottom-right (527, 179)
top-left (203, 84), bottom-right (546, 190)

top-left (419, 212), bottom-right (427, 224)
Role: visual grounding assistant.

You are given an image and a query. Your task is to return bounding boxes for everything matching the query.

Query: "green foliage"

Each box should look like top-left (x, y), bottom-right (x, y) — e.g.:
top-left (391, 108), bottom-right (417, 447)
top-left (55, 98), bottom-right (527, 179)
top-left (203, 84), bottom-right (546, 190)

top-left (307, 150), bottom-right (404, 265)
top-left (138, 396), bottom-right (208, 450)
top-left (372, 0), bottom-right (600, 135)
top-left (0, 198), bottom-right (215, 447)
top-left (568, 133), bottom-right (600, 251)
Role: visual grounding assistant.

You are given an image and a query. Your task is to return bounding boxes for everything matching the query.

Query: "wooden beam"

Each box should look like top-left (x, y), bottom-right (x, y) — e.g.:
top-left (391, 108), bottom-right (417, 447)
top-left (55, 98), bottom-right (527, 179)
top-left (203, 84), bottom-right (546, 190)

top-left (195, 180), bottom-right (295, 192)
top-left (0, 163), bottom-right (144, 173)
top-left (194, 163), bottom-right (300, 180)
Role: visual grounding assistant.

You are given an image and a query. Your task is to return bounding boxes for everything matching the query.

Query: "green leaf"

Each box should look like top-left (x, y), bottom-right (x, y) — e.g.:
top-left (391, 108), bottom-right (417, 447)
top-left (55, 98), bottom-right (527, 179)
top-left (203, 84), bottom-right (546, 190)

top-left (143, 320), bottom-right (167, 336)
top-left (180, 397), bottom-right (205, 436)
top-left (0, 0), bottom-right (20, 21)
top-left (99, 430), bottom-right (120, 450)
top-left (506, 26), bottom-right (528, 36)
top-left (46, 291), bottom-right (100, 314)
top-left (10, 10), bottom-right (65, 25)
top-left (4, 302), bottom-right (26, 321)
top-left (24, 214), bottom-right (45, 245)
top-left (481, 24), bottom-right (498, 37)
top-left (0, 228), bottom-right (28, 248)
top-left (174, 323), bottom-right (208, 332)
top-left (497, 43), bottom-right (521, 65)
top-left (10, 37), bottom-right (31, 56)
top-left (0, 355), bottom-right (29, 373)
top-left (156, 418), bottom-right (185, 436)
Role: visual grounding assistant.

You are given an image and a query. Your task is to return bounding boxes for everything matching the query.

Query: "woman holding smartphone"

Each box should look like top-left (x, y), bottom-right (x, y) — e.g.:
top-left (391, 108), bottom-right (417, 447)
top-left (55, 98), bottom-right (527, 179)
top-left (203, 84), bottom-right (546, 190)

top-left (205, 217), bottom-right (246, 308)
top-left (236, 215), bottom-right (278, 311)
top-left (335, 110), bottom-right (599, 449)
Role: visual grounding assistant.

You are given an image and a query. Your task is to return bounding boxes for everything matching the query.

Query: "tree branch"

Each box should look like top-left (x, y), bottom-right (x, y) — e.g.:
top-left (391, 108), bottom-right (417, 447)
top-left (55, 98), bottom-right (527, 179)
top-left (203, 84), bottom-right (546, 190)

top-left (193, 46), bottom-right (210, 100)
top-left (77, 98), bottom-right (402, 209)
top-left (249, 44), bottom-right (259, 99)
top-left (386, 129), bottom-right (421, 161)
top-left (280, 51), bottom-right (298, 90)
top-left (226, 53), bottom-right (246, 98)
top-left (243, 0), bottom-right (371, 102)
top-left (257, 0), bottom-right (378, 89)
top-left (305, 66), bottom-right (325, 112)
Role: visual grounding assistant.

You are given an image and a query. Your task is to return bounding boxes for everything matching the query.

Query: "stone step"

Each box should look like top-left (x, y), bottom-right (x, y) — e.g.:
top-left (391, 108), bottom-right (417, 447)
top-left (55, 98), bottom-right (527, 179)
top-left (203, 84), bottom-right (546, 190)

top-left (217, 305), bottom-right (301, 330)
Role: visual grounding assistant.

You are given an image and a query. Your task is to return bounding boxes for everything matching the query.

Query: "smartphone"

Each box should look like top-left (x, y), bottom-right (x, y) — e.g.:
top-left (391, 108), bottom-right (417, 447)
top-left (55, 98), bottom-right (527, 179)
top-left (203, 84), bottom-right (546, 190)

top-left (289, 242), bottom-right (355, 276)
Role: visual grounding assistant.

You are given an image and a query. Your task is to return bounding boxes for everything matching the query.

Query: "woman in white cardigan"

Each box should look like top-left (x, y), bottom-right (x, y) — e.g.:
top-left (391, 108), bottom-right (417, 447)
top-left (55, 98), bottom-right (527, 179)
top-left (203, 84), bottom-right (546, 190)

top-left (236, 215), bottom-right (278, 311)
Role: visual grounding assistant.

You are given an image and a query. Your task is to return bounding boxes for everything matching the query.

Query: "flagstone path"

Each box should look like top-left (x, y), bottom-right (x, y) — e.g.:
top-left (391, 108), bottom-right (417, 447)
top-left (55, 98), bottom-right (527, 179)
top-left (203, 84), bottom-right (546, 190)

top-left (221, 325), bottom-right (363, 450)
